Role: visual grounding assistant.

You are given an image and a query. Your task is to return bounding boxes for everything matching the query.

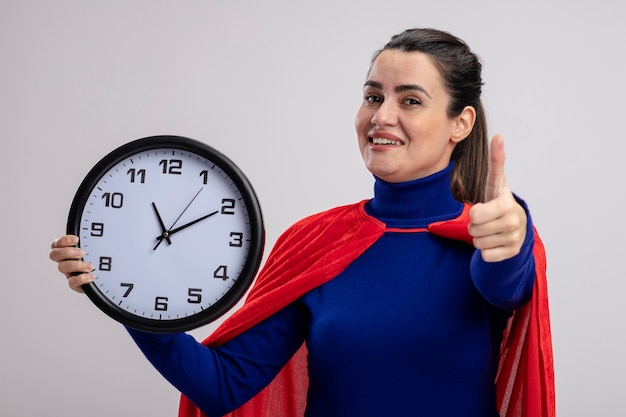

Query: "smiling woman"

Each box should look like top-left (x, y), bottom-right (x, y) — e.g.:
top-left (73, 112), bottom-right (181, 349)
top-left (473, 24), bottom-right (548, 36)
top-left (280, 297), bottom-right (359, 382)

top-left (49, 27), bottom-right (554, 417)
top-left (357, 28), bottom-right (489, 202)
top-left (356, 49), bottom-right (477, 184)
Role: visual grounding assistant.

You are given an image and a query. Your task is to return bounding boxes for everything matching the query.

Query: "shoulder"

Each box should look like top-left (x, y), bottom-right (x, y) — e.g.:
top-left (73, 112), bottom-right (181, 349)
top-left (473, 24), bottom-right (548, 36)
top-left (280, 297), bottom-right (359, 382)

top-left (294, 201), bottom-right (367, 226)
top-left (269, 200), bottom-right (384, 256)
top-left (279, 201), bottom-right (380, 239)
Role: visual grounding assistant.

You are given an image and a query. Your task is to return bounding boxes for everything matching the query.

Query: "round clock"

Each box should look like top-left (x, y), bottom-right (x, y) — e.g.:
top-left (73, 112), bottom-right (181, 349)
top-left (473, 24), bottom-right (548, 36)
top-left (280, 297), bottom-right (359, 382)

top-left (66, 135), bottom-right (264, 333)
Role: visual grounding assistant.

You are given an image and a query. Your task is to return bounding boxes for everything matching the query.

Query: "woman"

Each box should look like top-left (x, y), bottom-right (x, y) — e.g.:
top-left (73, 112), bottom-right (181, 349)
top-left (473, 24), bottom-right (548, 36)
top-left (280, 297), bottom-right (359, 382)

top-left (50, 28), bottom-right (554, 417)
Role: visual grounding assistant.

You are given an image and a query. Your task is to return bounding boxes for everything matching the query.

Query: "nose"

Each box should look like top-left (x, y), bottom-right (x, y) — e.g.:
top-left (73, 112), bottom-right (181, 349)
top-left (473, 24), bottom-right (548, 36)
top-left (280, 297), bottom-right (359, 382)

top-left (370, 100), bottom-right (397, 127)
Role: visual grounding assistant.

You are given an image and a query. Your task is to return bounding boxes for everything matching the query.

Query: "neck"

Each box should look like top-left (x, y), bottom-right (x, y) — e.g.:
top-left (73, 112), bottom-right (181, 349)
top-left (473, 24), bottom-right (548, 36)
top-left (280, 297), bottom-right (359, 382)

top-left (365, 164), bottom-right (463, 228)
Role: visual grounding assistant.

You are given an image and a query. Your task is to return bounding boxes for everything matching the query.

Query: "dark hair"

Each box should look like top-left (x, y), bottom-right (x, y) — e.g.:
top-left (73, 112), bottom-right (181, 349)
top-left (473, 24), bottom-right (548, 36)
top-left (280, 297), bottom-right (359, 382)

top-left (373, 28), bottom-right (488, 203)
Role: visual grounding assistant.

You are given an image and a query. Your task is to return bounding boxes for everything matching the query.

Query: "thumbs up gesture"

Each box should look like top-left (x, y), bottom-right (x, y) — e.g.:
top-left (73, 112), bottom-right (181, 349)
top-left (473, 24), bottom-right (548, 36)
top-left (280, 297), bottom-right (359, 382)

top-left (468, 134), bottom-right (527, 262)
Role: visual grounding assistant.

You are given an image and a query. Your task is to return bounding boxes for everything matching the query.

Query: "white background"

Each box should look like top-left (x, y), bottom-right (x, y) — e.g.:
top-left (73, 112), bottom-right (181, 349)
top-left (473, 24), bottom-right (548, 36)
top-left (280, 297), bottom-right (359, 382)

top-left (2, 1), bottom-right (624, 415)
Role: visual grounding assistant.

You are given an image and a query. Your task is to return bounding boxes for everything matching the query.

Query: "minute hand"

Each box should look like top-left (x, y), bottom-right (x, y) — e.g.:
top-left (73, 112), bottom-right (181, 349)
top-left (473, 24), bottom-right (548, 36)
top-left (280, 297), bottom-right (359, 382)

top-left (156, 210), bottom-right (219, 241)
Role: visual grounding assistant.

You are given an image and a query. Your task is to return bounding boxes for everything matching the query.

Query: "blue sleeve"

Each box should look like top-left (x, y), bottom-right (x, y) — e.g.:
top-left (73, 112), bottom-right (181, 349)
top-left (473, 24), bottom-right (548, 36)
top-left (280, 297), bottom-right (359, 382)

top-left (470, 196), bottom-right (536, 311)
top-left (126, 301), bottom-right (308, 416)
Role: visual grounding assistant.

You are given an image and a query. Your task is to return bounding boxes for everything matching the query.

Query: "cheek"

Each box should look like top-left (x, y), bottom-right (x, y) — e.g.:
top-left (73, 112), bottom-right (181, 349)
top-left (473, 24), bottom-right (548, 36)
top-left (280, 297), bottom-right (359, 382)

top-left (355, 107), bottom-right (371, 134)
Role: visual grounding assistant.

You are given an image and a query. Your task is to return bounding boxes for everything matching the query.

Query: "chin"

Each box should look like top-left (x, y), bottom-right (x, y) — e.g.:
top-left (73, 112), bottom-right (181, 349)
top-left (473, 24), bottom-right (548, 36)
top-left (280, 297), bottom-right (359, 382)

top-left (366, 166), bottom-right (401, 183)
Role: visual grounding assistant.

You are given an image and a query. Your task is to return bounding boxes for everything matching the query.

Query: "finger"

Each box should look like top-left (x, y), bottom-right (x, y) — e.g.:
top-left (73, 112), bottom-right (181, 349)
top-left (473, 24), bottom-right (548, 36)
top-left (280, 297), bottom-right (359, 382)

top-left (68, 272), bottom-right (96, 293)
top-left (477, 246), bottom-right (519, 263)
top-left (57, 259), bottom-right (93, 277)
top-left (469, 201), bottom-right (491, 227)
top-left (469, 195), bottom-right (518, 228)
top-left (50, 234), bottom-right (79, 249)
top-left (471, 223), bottom-right (525, 250)
top-left (49, 245), bottom-right (84, 263)
top-left (484, 134), bottom-right (508, 202)
top-left (469, 215), bottom-right (520, 240)
top-left (470, 203), bottom-right (527, 263)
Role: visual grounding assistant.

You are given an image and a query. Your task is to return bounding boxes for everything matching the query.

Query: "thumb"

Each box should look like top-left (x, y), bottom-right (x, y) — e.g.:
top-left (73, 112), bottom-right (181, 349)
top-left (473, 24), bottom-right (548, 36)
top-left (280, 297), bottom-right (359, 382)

top-left (484, 134), bottom-right (508, 202)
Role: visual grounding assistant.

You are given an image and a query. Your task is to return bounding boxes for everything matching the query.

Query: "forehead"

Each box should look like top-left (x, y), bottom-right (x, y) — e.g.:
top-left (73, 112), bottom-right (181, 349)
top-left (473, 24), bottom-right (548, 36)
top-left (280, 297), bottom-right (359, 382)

top-left (367, 50), bottom-right (445, 93)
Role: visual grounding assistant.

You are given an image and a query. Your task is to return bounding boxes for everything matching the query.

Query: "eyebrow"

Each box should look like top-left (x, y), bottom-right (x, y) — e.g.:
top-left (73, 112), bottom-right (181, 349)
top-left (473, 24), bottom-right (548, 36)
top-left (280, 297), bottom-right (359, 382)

top-left (364, 80), bottom-right (432, 99)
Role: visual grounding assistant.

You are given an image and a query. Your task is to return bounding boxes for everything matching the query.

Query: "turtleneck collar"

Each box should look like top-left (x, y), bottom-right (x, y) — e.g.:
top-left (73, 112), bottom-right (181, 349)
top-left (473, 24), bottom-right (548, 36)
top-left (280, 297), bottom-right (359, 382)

top-left (364, 163), bottom-right (464, 228)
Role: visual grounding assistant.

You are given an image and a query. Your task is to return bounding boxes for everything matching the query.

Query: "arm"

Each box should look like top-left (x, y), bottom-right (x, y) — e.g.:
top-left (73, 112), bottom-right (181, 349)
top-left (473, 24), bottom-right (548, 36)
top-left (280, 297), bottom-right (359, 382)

top-left (49, 235), bottom-right (308, 415)
top-left (470, 197), bottom-right (536, 310)
top-left (126, 301), bottom-right (308, 416)
top-left (467, 135), bottom-right (537, 310)
top-left (49, 235), bottom-right (308, 414)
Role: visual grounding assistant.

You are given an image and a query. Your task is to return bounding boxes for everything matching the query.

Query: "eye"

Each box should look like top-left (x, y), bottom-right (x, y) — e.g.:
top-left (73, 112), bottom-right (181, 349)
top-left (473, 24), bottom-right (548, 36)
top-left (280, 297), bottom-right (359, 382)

top-left (363, 94), bottom-right (382, 104)
top-left (403, 97), bottom-right (421, 106)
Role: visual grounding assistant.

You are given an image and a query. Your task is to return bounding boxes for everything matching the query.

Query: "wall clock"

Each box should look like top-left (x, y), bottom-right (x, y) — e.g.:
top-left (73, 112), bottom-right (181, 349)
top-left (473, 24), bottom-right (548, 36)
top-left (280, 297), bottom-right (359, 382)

top-left (67, 135), bottom-right (264, 333)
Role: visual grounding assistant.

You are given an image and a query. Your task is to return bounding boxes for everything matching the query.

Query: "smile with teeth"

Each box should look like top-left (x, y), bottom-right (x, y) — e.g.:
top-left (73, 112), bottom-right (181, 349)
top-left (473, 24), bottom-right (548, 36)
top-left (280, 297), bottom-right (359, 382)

top-left (370, 137), bottom-right (402, 146)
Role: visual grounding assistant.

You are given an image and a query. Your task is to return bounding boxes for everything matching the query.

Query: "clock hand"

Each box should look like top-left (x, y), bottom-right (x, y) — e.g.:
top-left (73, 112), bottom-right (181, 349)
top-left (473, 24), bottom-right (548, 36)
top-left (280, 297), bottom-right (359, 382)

top-left (152, 187), bottom-right (204, 250)
top-left (152, 202), bottom-right (172, 248)
top-left (167, 187), bottom-right (204, 231)
top-left (153, 187), bottom-right (206, 250)
top-left (155, 210), bottom-right (219, 241)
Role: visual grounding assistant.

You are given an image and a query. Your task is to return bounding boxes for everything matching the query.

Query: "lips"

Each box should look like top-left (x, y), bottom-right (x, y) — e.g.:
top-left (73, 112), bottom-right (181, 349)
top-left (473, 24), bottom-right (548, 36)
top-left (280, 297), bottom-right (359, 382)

top-left (368, 130), bottom-right (404, 146)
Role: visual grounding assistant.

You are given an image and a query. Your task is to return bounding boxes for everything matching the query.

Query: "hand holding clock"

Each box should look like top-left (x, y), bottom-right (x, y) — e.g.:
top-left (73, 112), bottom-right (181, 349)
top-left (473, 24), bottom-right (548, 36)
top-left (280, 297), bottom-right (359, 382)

top-left (55, 190), bottom-right (222, 291)
top-left (52, 192), bottom-right (229, 290)
top-left (50, 234), bottom-right (94, 293)
top-left (50, 136), bottom-right (264, 332)
top-left (52, 200), bottom-right (223, 291)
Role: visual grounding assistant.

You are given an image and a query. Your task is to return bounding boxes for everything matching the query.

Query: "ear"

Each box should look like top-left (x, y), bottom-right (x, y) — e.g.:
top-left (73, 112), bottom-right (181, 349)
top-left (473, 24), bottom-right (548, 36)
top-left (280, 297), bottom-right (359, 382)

top-left (450, 105), bottom-right (476, 143)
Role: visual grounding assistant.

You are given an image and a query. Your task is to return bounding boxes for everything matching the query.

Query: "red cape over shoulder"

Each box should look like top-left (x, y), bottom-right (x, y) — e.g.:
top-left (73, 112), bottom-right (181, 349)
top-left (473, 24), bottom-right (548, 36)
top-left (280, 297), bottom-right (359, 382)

top-left (179, 201), bottom-right (555, 417)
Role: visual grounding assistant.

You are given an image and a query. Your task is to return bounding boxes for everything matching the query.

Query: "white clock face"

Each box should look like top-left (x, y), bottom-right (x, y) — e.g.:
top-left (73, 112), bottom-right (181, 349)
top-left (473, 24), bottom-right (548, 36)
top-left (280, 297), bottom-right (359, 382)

top-left (70, 139), bottom-right (263, 332)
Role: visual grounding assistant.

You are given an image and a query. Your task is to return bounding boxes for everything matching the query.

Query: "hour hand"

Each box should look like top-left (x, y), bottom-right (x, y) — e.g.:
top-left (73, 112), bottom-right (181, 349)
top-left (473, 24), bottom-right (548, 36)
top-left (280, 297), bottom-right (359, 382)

top-left (155, 210), bottom-right (219, 242)
top-left (152, 202), bottom-right (172, 248)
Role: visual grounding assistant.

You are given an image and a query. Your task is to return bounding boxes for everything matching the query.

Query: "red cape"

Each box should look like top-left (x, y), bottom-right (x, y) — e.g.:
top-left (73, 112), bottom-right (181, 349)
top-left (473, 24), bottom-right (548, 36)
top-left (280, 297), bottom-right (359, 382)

top-left (179, 201), bottom-right (555, 417)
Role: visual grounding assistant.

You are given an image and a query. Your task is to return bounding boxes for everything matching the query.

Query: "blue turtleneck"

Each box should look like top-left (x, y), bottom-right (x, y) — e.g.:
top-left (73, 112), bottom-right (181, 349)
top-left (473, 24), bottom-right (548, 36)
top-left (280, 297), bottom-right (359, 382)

top-left (128, 164), bottom-right (536, 417)
top-left (366, 163), bottom-right (464, 227)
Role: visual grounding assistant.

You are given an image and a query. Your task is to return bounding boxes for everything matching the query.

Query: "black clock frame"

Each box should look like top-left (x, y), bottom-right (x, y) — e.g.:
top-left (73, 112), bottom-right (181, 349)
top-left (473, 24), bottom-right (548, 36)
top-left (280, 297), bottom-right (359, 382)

top-left (66, 135), bottom-right (265, 333)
